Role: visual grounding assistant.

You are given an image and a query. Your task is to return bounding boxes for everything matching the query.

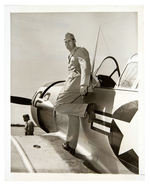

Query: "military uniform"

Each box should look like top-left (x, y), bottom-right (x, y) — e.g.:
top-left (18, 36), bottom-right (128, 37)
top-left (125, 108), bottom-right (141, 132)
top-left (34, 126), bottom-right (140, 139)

top-left (55, 46), bottom-right (91, 116)
top-left (54, 46), bottom-right (91, 149)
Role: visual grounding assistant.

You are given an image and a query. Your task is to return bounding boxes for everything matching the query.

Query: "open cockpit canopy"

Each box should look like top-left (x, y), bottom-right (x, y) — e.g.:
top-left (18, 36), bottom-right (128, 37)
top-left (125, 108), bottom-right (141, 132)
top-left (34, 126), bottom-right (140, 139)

top-left (117, 54), bottom-right (138, 89)
top-left (94, 54), bottom-right (138, 90)
top-left (95, 56), bottom-right (120, 88)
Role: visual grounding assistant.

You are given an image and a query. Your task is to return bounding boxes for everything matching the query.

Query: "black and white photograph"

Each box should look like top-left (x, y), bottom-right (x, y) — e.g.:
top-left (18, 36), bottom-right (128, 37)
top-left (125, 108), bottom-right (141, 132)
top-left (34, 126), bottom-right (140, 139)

top-left (7, 5), bottom-right (144, 180)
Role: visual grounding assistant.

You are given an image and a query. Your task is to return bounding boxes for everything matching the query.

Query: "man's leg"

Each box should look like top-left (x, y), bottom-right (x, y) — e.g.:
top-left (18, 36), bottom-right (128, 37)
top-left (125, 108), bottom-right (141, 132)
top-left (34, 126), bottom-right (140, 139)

top-left (54, 91), bottom-right (88, 117)
top-left (66, 115), bottom-right (80, 149)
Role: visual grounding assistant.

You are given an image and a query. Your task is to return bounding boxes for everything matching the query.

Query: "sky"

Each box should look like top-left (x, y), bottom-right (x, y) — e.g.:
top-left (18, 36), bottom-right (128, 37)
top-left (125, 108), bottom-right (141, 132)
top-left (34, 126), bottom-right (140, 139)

top-left (11, 12), bottom-right (137, 99)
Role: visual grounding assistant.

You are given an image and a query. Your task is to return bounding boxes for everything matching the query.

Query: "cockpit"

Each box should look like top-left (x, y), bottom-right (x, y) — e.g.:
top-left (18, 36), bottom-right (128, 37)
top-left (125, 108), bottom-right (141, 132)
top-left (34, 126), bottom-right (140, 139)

top-left (95, 54), bottom-right (138, 90)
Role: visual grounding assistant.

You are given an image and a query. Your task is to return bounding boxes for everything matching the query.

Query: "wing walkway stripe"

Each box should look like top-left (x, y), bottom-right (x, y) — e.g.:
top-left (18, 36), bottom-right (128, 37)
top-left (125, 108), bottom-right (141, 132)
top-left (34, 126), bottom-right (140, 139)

top-left (11, 136), bottom-right (36, 173)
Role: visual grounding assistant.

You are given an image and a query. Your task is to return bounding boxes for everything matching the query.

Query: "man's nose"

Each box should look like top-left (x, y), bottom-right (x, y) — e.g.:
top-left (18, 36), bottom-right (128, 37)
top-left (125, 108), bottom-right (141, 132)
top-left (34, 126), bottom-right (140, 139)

top-left (65, 43), bottom-right (69, 47)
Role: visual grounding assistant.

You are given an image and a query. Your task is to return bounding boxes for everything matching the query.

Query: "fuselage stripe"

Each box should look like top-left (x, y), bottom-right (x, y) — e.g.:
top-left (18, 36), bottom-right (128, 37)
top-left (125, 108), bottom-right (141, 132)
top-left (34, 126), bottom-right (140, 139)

top-left (91, 125), bottom-right (110, 136)
top-left (95, 110), bottom-right (132, 123)
top-left (93, 122), bottom-right (110, 133)
top-left (94, 118), bottom-right (111, 128)
top-left (95, 110), bottom-right (112, 118)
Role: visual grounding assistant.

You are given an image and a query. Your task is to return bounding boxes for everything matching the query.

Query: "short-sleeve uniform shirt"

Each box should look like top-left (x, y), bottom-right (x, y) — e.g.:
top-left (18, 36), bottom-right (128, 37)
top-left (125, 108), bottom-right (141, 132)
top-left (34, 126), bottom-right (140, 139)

top-left (64, 47), bottom-right (91, 92)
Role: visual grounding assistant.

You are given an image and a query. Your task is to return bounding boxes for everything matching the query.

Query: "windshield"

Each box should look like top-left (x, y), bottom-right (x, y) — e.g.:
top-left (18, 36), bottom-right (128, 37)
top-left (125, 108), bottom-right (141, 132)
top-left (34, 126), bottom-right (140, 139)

top-left (118, 61), bottom-right (138, 89)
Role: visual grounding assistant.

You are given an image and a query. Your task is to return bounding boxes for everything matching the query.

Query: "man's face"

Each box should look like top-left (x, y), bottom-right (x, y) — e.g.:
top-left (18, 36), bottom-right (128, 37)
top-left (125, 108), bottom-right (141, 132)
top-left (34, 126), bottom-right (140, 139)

top-left (64, 39), bottom-right (76, 51)
top-left (23, 116), bottom-right (29, 122)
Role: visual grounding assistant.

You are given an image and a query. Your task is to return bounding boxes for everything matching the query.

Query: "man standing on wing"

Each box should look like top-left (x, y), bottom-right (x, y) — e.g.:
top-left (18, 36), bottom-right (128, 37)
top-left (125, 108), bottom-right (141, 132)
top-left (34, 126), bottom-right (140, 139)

top-left (54, 33), bottom-right (96, 155)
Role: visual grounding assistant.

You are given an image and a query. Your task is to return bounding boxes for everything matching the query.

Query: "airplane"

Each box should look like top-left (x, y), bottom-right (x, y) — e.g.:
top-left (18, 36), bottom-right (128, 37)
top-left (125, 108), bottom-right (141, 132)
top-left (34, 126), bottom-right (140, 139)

top-left (11, 53), bottom-right (139, 174)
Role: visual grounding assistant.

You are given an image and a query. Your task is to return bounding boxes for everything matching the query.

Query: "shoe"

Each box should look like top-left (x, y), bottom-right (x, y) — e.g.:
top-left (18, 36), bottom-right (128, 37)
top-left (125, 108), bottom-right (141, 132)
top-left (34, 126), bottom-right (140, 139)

top-left (87, 103), bottom-right (96, 123)
top-left (62, 142), bottom-right (75, 155)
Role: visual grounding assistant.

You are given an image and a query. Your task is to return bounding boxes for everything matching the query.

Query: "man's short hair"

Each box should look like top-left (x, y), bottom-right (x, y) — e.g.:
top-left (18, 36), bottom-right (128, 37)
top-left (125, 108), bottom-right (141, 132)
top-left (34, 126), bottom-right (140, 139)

top-left (23, 114), bottom-right (30, 120)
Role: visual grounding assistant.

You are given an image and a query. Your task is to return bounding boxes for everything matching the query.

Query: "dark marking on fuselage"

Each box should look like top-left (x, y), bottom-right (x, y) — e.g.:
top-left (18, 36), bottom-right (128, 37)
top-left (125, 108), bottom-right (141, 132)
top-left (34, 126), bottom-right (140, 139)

top-left (113, 100), bottom-right (138, 123)
top-left (91, 101), bottom-right (139, 174)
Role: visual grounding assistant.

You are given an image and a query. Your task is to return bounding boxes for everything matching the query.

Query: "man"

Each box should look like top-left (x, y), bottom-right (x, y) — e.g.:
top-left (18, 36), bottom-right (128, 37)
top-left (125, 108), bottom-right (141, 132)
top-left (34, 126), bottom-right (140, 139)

top-left (54, 33), bottom-right (96, 155)
top-left (23, 114), bottom-right (34, 136)
top-left (35, 33), bottom-right (96, 155)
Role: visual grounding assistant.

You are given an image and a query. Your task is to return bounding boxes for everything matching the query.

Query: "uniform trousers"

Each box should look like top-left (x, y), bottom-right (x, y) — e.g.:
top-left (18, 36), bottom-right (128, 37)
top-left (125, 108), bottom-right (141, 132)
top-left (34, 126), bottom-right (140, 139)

top-left (66, 115), bottom-right (80, 149)
top-left (55, 90), bottom-right (88, 149)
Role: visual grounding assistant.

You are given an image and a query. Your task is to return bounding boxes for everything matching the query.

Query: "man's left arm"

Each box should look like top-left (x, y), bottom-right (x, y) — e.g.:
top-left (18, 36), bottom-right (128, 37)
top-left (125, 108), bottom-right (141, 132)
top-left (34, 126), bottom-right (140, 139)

top-left (24, 123), bottom-right (28, 130)
top-left (77, 48), bottom-right (91, 96)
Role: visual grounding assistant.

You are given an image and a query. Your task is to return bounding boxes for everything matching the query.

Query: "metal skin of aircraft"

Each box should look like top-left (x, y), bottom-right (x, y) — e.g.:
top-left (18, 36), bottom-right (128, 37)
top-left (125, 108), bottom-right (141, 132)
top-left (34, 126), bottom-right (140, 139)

top-left (28, 54), bottom-right (139, 174)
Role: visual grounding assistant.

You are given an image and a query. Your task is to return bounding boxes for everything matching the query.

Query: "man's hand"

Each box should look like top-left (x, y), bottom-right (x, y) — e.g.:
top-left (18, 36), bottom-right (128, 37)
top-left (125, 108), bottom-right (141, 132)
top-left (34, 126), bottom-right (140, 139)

top-left (80, 85), bottom-right (88, 96)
